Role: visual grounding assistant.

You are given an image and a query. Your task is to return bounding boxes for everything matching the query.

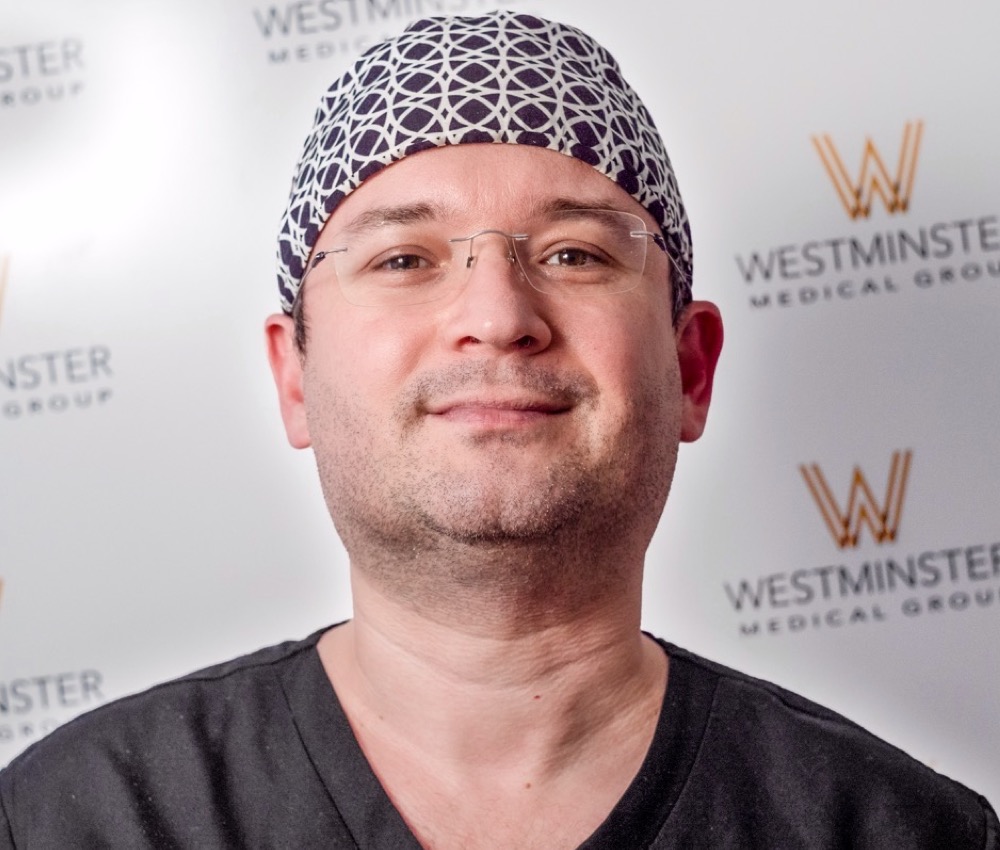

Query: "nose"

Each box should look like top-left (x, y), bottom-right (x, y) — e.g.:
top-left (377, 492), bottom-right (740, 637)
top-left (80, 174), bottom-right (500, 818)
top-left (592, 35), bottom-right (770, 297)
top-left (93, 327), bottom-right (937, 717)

top-left (441, 232), bottom-right (553, 353)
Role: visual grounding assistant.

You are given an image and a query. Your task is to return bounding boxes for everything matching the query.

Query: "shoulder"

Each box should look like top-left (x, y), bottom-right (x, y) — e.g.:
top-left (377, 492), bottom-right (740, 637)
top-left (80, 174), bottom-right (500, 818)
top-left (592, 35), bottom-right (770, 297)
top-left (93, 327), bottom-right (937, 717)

top-left (659, 640), bottom-right (999, 847)
top-left (0, 629), bottom-right (328, 843)
top-left (5, 629), bottom-right (322, 763)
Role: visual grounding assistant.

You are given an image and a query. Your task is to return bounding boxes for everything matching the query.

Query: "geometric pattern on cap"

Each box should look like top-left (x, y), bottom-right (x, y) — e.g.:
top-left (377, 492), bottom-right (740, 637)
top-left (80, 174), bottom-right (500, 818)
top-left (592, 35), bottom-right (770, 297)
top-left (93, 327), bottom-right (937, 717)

top-left (276, 11), bottom-right (692, 317)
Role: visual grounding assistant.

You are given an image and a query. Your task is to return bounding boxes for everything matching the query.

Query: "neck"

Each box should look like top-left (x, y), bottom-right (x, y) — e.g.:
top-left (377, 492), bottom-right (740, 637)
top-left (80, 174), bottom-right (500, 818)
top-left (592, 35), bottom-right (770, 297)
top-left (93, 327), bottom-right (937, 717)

top-left (319, 552), bottom-right (665, 778)
top-left (318, 548), bottom-right (668, 849)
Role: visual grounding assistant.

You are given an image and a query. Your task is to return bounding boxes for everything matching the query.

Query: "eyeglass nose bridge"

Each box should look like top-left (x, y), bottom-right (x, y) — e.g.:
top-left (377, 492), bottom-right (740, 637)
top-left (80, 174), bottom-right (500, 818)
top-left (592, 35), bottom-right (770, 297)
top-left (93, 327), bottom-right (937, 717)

top-left (449, 229), bottom-right (530, 270)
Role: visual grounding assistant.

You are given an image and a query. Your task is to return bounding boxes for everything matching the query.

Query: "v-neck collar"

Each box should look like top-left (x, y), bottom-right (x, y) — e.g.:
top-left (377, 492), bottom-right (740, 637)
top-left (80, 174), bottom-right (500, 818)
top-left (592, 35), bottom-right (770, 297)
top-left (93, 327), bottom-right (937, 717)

top-left (280, 640), bottom-right (424, 849)
top-left (578, 638), bottom-right (717, 848)
top-left (279, 631), bottom-right (716, 850)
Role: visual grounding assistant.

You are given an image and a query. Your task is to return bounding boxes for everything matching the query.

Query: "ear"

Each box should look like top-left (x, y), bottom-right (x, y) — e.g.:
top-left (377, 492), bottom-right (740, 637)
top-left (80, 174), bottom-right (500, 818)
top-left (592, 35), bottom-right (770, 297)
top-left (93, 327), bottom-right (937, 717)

top-left (674, 300), bottom-right (724, 443)
top-left (265, 313), bottom-right (311, 449)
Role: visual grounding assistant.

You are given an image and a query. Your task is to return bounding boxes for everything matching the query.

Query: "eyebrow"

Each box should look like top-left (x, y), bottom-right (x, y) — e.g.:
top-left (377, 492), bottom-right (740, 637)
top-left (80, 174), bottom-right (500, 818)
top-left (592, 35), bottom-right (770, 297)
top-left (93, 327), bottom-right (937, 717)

top-left (340, 203), bottom-right (447, 235)
top-left (530, 197), bottom-right (637, 217)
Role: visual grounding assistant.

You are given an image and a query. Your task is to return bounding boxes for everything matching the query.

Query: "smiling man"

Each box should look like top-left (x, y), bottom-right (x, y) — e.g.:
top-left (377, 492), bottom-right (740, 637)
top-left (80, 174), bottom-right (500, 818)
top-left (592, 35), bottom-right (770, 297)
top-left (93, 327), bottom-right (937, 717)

top-left (1, 11), bottom-right (996, 850)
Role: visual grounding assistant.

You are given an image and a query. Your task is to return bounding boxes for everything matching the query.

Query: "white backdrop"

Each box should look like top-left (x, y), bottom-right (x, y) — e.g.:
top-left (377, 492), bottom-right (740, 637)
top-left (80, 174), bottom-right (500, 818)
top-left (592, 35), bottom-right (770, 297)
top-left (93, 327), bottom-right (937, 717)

top-left (2, 0), bottom-right (998, 804)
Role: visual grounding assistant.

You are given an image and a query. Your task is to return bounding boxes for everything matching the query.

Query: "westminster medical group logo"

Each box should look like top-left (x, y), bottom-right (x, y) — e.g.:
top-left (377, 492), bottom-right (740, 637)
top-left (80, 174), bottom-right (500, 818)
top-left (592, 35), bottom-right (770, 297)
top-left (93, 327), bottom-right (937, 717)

top-left (0, 580), bottom-right (107, 761)
top-left (251, 0), bottom-right (502, 64)
top-left (812, 121), bottom-right (923, 220)
top-left (0, 37), bottom-right (86, 109)
top-left (799, 450), bottom-right (912, 549)
top-left (735, 120), bottom-right (1000, 311)
top-left (723, 450), bottom-right (1000, 638)
top-left (0, 255), bottom-right (116, 422)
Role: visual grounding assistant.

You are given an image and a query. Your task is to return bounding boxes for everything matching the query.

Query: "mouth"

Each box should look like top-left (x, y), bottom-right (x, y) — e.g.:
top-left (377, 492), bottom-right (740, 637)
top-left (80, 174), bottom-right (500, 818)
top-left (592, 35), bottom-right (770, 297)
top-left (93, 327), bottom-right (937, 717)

top-left (425, 396), bottom-right (573, 427)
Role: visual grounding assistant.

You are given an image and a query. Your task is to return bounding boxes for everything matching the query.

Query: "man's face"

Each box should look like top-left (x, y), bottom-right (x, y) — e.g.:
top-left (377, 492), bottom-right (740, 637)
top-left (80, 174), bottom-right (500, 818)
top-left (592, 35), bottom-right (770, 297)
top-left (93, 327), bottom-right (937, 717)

top-left (267, 144), bottom-right (720, 564)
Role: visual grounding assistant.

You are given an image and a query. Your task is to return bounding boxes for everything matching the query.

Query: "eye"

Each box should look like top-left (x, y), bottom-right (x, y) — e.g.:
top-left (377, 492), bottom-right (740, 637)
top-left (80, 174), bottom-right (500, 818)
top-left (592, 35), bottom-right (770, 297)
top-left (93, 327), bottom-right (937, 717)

top-left (357, 244), bottom-right (442, 290)
top-left (379, 252), bottom-right (430, 272)
top-left (361, 244), bottom-right (441, 276)
top-left (541, 245), bottom-right (608, 268)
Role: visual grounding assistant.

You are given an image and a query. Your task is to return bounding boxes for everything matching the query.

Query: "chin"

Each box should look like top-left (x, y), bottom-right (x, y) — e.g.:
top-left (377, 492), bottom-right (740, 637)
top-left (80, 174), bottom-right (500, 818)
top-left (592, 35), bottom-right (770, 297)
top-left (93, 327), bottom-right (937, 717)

top-left (407, 475), bottom-right (597, 547)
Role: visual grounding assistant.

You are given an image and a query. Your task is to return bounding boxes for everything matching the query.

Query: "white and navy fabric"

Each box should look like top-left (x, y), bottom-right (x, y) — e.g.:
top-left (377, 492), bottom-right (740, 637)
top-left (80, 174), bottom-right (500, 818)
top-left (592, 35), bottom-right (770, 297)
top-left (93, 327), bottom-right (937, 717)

top-left (276, 11), bottom-right (693, 318)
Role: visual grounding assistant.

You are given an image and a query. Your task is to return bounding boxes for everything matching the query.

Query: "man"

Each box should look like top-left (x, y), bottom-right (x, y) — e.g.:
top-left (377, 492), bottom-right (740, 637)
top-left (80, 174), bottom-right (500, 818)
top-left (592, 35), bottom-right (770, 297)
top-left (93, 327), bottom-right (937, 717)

top-left (1, 11), bottom-right (996, 849)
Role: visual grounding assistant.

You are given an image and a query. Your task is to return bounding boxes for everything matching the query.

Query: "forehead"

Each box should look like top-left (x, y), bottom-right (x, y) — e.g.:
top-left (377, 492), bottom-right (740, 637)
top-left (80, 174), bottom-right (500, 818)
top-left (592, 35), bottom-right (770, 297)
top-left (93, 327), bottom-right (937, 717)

top-left (323, 144), bottom-right (656, 235)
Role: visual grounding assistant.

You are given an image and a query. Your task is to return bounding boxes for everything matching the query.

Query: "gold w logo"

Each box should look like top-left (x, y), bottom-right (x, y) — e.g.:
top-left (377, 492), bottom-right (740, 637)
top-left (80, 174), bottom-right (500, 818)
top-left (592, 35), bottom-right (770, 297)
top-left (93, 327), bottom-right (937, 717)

top-left (812, 121), bottom-right (923, 219)
top-left (800, 450), bottom-right (912, 549)
top-left (0, 254), bottom-right (9, 331)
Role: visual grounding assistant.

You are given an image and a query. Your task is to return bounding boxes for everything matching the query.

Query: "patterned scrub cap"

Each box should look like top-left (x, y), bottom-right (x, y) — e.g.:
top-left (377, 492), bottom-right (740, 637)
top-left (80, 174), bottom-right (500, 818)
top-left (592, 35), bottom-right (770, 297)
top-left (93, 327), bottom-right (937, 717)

top-left (276, 10), bottom-right (693, 317)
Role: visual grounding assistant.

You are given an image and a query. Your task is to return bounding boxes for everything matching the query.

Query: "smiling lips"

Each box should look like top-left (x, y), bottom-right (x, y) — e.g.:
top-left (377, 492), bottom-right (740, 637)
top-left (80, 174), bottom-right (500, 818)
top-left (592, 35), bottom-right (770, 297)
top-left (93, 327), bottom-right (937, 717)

top-left (426, 396), bottom-right (572, 427)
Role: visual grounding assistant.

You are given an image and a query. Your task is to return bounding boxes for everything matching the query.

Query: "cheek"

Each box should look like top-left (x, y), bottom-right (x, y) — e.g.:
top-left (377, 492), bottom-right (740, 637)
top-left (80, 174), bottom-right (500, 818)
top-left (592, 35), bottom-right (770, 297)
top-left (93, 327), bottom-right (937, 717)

top-left (309, 310), bottom-right (432, 409)
top-left (566, 299), bottom-right (677, 404)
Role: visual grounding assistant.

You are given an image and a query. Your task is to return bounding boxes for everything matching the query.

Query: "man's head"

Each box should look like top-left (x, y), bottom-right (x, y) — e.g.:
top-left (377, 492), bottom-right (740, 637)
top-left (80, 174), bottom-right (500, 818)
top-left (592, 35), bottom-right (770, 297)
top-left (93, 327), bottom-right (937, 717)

top-left (266, 12), bottom-right (722, 606)
top-left (275, 11), bottom-right (694, 338)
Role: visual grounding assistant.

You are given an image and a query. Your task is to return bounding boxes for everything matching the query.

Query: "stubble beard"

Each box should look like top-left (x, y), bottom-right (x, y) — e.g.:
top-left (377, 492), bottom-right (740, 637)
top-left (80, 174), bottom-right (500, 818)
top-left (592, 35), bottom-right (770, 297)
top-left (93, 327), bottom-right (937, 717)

top-left (306, 360), bottom-right (680, 609)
